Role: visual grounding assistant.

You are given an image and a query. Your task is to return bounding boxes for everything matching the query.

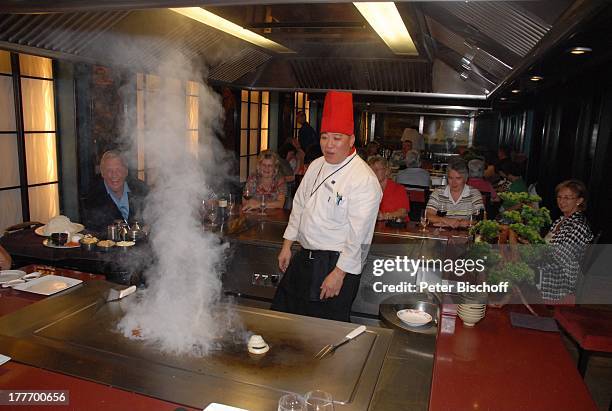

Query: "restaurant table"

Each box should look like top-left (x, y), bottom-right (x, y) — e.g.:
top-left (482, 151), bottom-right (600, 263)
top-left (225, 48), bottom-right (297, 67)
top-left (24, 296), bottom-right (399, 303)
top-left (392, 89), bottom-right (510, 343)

top-left (429, 306), bottom-right (598, 411)
top-left (0, 265), bottom-right (196, 411)
top-left (0, 229), bottom-right (152, 284)
top-left (0, 266), bottom-right (598, 410)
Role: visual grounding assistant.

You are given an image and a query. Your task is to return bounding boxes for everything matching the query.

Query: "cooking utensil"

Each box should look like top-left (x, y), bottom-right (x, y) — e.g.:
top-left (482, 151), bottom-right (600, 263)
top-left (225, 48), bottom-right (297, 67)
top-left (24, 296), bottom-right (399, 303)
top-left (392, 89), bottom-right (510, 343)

top-left (106, 285), bottom-right (137, 302)
top-left (314, 325), bottom-right (366, 360)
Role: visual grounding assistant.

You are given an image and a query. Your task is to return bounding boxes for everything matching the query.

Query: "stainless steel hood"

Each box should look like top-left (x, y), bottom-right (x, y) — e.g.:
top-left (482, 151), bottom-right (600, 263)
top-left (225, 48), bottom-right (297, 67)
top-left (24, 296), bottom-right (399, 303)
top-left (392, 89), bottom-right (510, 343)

top-left (0, 280), bottom-right (396, 410)
top-left (0, 1), bottom-right (599, 97)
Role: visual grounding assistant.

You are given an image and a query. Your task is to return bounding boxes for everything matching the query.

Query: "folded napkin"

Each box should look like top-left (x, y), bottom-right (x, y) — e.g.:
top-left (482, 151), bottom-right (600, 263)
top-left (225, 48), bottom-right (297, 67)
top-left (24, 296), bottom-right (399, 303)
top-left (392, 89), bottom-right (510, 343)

top-left (0, 353), bottom-right (11, 366)
top-left (510, 312), bottom-right (559, 332)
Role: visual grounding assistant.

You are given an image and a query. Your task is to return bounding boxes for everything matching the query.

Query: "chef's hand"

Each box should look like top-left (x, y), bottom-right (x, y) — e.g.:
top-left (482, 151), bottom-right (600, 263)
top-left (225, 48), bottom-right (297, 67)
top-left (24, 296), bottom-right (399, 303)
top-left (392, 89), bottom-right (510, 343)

top-left (278, 244), bottom-right (292, 273)
top-left (320, 267), bottom-right (346, 300)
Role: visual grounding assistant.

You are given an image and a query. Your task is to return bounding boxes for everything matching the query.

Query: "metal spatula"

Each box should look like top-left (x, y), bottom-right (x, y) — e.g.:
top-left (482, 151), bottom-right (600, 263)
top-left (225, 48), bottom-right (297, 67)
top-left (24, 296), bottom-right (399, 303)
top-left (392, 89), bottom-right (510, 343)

top-left (314, 325), bottom-right (366, 360)
top-left (106, 285), bottom-right (137, 302)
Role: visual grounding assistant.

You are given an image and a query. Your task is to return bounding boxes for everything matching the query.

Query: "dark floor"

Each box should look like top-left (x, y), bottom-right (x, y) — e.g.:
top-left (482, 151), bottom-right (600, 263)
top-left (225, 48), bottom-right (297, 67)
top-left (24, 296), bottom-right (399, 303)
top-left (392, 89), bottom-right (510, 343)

top-left (561, 333), bottom-right (612, 410)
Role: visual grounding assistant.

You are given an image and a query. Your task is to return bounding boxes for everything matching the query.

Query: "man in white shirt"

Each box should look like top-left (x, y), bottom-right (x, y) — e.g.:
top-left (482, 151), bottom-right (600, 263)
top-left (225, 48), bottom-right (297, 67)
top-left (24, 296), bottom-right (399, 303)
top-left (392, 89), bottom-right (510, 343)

top-left (271, 91), bottom-right (382, 322)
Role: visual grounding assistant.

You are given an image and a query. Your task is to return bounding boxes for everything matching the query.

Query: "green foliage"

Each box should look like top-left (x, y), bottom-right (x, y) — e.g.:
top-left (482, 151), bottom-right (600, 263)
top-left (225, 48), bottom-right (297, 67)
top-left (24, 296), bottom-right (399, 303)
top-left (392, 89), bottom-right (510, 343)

top-left (518, 244), bottom-right (547, 265)
top-left (520, 205), bottom-right (552, 230)
top-left (488, 261), bottom-right (535, 286)
top-left (509, 223), bottom-right (545, 244)
top-left (469, 220), bottom-right (500, 242)
top-left (498, 192), bottom-right (541, 208)
top-left (500, 210), bottom-right (522, 224)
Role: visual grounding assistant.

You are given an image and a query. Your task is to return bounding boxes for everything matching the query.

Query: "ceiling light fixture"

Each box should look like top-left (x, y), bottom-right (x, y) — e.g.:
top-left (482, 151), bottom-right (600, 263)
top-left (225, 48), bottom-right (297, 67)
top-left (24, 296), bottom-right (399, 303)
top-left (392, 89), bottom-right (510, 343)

top-left (500, 97), bottom-right (507, 101)
top-left (353, 2), bottom-right (418, 55)
top-left (569, 47), bottom-right (592, 55)
top-left (530, 75), bottom-right (544, 82)
top-left (170, 7), bottom-right (294, 53)
top-left (511, 89), bottom-right (520, 94)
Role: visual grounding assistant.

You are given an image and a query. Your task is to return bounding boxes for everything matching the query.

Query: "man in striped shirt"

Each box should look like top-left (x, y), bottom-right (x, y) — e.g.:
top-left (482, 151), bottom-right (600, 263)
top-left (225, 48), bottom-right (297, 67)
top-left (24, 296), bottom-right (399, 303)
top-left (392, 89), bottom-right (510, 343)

top-left (426, 158), bottom-right (483, 229)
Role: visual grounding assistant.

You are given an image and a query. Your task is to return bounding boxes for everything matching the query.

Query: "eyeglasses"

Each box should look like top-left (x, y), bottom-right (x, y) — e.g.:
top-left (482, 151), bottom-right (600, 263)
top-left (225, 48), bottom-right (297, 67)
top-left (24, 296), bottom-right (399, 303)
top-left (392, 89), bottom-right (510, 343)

top-left (557, 195), bottom-right (578, 201)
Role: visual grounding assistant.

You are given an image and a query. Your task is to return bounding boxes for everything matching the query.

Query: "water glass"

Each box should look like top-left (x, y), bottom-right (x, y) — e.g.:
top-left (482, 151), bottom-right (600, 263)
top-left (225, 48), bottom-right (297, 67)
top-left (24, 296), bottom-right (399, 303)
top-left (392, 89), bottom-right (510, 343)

top-left (304, 390), bottom-right (334, 411)
top-left (259, 194), bottom-right (267, 215)
top-left (278, 393), bottom-right (304, 411)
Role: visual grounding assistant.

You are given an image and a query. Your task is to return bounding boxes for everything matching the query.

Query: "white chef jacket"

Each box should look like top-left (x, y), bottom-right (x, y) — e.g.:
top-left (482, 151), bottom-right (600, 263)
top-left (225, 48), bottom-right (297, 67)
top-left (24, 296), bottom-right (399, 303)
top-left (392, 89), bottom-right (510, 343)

top-left (284, 151), bottom-right (382, 274)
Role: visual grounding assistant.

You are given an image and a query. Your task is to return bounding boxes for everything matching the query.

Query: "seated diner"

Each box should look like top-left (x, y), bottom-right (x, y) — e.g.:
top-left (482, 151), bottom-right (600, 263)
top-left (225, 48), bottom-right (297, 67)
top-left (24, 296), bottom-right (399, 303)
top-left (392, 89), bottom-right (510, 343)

top-left (426, 158), bottom-right (484, 228)
top-left (368, 155), bottom-right (410, 221)
top-left (242, 150), bottom-right (287, 210)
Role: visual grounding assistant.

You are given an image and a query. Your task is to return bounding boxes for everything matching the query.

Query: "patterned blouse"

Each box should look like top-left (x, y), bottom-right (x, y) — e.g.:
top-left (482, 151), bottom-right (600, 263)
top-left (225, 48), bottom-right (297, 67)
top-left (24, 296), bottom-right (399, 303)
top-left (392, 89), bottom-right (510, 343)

top-left (539, 211), bottom-right (593, 301)
top-left (243, 174), bottom-right (287, 202)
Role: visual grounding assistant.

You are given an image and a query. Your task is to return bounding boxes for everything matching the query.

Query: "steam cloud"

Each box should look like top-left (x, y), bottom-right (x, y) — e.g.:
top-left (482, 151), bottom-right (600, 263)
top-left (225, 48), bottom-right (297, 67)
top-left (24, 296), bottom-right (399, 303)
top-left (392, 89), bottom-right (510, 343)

top-left (116, 49), bottom-right (238, 355)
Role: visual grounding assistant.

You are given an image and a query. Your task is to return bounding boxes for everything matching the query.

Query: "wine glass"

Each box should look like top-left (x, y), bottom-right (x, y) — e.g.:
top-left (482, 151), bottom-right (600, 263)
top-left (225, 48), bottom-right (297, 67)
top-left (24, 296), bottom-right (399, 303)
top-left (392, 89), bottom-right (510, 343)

top-left (278, 393), bottom-right (305, 411)
top-left (228, 193), bottom-right (236, 216)
top-left (304, 390), bottom-right (334, 411)
top-left (420, 210), bottom-right (428, 232)
top-left (259, 194), bottom-right (267, 215)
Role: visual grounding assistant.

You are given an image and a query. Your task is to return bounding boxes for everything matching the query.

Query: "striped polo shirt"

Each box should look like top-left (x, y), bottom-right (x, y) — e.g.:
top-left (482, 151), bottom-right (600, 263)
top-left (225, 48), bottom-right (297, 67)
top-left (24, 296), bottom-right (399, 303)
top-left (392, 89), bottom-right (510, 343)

top-left (426, 184), bottom-right (483, 219)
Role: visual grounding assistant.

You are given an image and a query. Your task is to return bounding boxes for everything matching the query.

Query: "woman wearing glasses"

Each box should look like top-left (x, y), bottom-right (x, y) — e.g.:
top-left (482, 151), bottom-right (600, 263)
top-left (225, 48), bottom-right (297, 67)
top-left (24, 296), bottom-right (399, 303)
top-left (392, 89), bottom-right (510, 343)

top-left (540, 179), bottom-right (593, 301)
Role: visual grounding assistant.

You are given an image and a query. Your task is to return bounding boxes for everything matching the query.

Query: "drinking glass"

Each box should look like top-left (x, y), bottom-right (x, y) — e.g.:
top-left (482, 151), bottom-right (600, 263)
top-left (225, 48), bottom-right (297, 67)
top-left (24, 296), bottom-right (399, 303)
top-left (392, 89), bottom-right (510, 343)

top-left (304, 390), bottom-right (334, 411)
top-left (243, 186), bottom-right (253, 201)
top-left (420, 210), bottom-right (428, 232)
top-left (259, 194), bottom-right (267, 215)
top-left (228, 193), bottom-right (236, 216)
top-left (278, 393), bottom-right (305, 411)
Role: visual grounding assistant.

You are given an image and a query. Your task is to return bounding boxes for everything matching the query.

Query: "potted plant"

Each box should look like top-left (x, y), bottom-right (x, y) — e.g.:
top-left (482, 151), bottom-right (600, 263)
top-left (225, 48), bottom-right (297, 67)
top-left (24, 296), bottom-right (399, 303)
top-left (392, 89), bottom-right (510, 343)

top-left (468, 192), bottom-right (552, 313)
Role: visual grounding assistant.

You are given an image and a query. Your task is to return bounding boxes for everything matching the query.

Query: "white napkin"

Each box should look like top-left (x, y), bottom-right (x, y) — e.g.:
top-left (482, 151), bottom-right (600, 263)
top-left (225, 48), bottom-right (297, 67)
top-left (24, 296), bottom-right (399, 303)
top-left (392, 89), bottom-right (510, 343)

top-left (203, 404), bottom-right (248, 411)
top-left (0, 354), bottom-right (11, 366)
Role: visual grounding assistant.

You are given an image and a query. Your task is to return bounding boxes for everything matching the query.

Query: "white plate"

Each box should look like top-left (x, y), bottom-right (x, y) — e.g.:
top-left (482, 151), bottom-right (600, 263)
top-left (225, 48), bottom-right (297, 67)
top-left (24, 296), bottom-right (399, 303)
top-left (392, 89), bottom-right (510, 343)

top-left (397, 308), bottom-right (433, 327)
top-left (35, 224), bottom-right (84, 237)
top-left (11, 275), bottom-right (83, 296)
top-left (42, 239), bottom-right (81, 249)
top-left (0, 270), bottom-right (26, 284)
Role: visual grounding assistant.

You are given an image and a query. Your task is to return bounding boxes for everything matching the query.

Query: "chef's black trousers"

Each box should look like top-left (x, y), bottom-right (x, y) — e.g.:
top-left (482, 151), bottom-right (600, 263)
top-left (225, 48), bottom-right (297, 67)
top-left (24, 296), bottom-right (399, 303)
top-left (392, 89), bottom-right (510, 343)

top-left (271, 249), bottom-right (360, 322)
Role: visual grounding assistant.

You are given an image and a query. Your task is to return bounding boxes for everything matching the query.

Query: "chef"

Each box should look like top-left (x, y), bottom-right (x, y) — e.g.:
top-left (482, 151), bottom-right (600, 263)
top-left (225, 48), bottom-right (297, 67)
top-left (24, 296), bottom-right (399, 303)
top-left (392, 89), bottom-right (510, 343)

top-left (271, 91), bottom-right (382, 322)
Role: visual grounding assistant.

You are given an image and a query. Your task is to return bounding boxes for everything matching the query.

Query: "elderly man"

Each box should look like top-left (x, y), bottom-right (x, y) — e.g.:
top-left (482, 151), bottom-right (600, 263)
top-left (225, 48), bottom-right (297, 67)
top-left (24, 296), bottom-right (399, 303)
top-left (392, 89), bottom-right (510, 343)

top-left (396, 150), bottom-right (430, 187)
top-left (426, 158), bottom-right (483, 228)
top-left (82, 150), bottom-right (148, 233)
top-left (271, 91), bottom-right (382, 322)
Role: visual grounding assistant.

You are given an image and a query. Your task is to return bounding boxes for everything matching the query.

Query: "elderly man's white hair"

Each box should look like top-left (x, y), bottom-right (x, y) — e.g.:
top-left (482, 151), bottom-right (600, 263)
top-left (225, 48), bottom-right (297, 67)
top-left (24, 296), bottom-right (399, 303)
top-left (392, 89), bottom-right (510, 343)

top-left (100, 150), bottom-right (128, 169)
top-left (405, 150), bottom-right (421, 168)
top-left (468, 159), bottom-right (485, 178)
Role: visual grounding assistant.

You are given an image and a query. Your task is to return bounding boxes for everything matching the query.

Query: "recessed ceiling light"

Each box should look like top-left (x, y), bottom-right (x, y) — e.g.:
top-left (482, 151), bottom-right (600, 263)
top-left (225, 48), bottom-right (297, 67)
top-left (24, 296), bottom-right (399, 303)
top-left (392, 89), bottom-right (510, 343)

top-left (569, 47), bottom-right (592, 55)
top-left (353, 2), bottom-right (418, 55)
top-left (170, 7), bottom-right (294, 53)
top-left (530, 75), bottom-right (544, 82)
top-left (500, 97), bottom-right (507, 101)
top-left (511, 89), bottom-right (520, 94)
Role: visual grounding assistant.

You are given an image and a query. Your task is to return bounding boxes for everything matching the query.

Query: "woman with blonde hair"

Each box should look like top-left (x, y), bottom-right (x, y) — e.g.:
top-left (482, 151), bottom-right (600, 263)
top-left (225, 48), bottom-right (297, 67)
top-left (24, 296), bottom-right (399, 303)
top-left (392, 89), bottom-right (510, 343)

top-left (368, 155), bottom-right (410, 221)
top-left (242, 150), bottom-right (287, 210)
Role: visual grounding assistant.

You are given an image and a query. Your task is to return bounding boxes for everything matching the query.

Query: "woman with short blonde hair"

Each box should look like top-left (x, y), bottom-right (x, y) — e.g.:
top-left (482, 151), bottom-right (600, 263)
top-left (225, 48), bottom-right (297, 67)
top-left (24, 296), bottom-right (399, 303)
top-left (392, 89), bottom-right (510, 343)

top-left (242, 150), bottom-right (286, 210)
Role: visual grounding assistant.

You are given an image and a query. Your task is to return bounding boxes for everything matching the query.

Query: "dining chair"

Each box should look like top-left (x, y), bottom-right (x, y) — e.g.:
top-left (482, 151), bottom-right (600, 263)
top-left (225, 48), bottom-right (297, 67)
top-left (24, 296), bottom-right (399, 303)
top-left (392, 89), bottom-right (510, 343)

top-left (554, 231), bottom-right (612, 377)
top-left (401, 184), bottom-right (430, 221)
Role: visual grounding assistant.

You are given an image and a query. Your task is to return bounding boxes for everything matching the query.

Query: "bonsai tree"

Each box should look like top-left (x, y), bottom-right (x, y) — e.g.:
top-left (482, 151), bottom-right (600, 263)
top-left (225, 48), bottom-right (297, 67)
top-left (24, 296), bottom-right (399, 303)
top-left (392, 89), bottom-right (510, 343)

top-left (468, 192), bottom-right (552, 314)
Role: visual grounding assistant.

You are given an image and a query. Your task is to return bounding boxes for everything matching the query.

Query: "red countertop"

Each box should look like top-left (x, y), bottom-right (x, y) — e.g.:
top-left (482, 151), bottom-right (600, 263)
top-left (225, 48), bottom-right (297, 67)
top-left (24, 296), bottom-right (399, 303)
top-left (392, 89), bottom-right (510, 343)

top-left (429, 307), bottom-right (597, 411)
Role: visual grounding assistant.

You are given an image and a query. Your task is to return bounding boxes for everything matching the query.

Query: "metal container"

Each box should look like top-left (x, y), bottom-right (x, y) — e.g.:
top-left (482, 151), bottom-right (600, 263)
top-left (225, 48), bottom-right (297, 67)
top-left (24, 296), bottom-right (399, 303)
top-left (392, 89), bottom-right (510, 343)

top-left (107, 225), bottom-right (119, 241)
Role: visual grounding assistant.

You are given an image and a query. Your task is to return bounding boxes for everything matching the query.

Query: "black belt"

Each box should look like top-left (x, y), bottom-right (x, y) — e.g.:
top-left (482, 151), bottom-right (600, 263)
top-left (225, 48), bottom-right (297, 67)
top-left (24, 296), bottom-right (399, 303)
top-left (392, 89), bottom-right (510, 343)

top-left (299, 249), bottom-right (340, 260)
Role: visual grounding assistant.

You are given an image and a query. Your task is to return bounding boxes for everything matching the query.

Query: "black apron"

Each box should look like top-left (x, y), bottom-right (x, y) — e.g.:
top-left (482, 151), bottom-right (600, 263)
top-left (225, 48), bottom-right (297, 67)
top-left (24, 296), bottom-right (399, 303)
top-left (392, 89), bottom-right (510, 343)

top-left (271, 249), bottom-right (361, 322)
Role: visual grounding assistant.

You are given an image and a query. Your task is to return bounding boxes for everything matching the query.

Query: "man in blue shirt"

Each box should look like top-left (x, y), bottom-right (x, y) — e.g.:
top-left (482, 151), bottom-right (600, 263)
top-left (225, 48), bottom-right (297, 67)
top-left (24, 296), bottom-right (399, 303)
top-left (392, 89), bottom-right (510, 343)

top-left (296, 111), bottom-right (317, 152)
top-left (82, 150), bottom-right (148, 233)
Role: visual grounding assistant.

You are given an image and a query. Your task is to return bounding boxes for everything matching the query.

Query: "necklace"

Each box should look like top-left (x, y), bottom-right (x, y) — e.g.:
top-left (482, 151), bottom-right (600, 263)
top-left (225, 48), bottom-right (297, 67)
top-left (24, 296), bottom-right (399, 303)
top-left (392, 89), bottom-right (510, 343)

top-left (310, 153), bottom-right (356, 198)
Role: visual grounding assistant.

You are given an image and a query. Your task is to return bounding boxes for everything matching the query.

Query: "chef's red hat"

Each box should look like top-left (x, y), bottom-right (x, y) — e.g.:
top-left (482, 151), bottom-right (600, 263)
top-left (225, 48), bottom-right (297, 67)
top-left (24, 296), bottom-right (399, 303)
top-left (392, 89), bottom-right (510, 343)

top-left (320, 91), bottom-right (354, 136)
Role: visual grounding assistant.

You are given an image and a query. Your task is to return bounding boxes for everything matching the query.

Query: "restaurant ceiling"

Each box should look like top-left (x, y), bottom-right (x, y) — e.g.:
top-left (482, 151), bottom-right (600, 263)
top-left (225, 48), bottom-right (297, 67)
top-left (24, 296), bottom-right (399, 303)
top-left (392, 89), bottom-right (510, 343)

top-left (0, 1), bottom-right (602, 100)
